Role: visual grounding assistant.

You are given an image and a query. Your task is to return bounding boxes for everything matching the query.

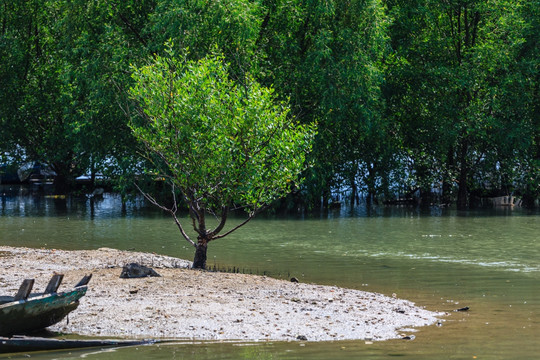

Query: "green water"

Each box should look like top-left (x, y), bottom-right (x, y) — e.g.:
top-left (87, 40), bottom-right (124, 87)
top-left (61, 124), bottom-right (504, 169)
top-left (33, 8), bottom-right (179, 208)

top-left (0, 191), bottom-right (539, 359)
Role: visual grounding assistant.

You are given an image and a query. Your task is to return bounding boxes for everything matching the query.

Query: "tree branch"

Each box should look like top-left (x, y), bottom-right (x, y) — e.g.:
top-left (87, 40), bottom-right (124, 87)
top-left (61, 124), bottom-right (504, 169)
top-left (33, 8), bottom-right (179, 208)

top-left (208, 206), bottom-right (228, 238)
top-left (109, 1), bottom-right (148, 47)
top-left (212, 206), bottom-right (267, 240)
top-left (134, 182), bottom-right (196, 247)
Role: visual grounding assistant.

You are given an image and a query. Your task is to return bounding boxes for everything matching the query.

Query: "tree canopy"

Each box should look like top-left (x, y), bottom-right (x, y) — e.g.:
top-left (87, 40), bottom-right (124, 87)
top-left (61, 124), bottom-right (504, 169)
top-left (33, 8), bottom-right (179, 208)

top-left (385, 0), bottom-right (538, 208)
top-left (129, 50), bottom-right (315, 267)
top-left (1, 0), bottom-right (538, 208)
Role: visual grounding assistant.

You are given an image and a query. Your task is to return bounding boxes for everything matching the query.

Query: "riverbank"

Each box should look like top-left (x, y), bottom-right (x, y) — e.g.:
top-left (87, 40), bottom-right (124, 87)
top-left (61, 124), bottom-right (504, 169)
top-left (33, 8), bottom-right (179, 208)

top-left (0, 246), bottom-right (443, 342)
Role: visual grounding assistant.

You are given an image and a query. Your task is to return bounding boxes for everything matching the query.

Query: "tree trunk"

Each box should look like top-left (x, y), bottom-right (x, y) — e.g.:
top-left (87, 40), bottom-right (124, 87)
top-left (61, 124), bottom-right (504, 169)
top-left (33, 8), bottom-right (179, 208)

top-left (366, 163), bottom-right (376, 207)
top-left (350, 177), bottom-right (357, 206)
top-left (52, 162), bottom-right (75, 195)
top-left (442, 149), bottom-right (455, 205)
top-left (90, 160), bottom-right (96, 188)
top-left (521, 192), bottom-right (536, 209)
top-left (321, 180), bottom-right (331, 209)
top-left (53, 173), bottom-right (70, 195)
top-left (192, 241), bottom-right (208, 269)
top-left (457, 169), bottom-right (468, 210)
top-left (456, 141), bottom-right (469, 210)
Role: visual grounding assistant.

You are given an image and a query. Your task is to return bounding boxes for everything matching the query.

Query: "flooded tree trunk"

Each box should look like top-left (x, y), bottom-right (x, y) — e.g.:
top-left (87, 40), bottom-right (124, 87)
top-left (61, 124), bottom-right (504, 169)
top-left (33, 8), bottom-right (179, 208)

top-left (350, 178), bottom-right (358, 206)
top-left (442, 180), bottom-right (452, 205)
top-left (90, 160), bottom-right (96, 188)
top-left (457, 170), bottom-right (469, 210)
top-left (442, 149), bottom-right (455, 205)
top-left (53, 174), bottom-right (70, 195)
top-left (52, 162), bottom-right (75, 195)
top-left (456, 141), bottom-right (469, 210)
top-left (321, 184), bottom-right (330, 209)
top-left (366, 163), bottom-right (376, 207)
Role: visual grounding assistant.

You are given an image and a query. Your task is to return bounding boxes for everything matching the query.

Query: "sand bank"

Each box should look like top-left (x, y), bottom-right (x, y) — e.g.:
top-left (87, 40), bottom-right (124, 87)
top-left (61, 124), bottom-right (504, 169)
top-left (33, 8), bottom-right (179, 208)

top-left (0, 246), bottom-right (443, 342)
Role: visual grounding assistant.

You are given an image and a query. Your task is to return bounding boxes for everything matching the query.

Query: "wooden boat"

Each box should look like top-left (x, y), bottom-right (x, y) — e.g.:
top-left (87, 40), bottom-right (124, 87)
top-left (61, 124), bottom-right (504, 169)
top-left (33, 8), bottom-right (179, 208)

top-left (0, 274), bottom-right (91, 337)
top-left (0, 336), bottom-right (156, 353)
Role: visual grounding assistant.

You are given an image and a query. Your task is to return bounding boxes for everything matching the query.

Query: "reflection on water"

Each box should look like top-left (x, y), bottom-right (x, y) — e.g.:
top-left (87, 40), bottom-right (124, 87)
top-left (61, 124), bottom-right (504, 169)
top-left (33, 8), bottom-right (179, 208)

top-left (0, 187), bottom-right (539, 359)
top-left (0, 186), bottom-right (151, 219)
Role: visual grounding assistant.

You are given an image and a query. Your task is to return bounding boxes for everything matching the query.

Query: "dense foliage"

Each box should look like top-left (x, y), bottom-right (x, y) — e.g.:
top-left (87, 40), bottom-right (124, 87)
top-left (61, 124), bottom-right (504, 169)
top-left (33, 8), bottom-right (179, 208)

top-left (1, 0), bottom-right (538, 208)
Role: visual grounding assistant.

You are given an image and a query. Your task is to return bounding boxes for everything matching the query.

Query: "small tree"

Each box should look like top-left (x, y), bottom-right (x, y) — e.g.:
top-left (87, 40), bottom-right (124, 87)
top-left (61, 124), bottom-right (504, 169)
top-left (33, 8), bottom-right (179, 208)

top-left (129, 50), bottom-right (315, 268)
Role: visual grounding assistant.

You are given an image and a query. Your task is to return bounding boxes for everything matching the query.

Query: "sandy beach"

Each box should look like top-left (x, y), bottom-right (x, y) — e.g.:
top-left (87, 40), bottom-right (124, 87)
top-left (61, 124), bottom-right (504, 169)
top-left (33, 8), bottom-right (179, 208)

top-left (0, 246), bottom-right (443, 342)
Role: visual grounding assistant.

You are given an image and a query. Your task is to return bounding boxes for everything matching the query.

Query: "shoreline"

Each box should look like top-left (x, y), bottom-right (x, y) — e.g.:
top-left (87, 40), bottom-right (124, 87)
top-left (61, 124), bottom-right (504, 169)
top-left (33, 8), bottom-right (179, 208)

top-left (0, 246), bottom-right (444, 342)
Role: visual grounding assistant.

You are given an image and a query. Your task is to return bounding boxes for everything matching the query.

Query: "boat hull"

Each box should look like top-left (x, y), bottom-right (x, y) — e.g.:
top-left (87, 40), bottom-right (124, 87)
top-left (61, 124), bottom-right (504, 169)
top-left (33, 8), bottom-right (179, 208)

top-left (0, 287), bottom-right (87, 337)
top-left (0, 336), bottom-right (155, 353)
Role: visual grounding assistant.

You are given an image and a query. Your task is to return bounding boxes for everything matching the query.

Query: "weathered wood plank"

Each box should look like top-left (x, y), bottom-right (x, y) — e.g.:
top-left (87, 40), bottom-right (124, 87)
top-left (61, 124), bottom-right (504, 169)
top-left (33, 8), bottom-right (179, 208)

top-left (74, 274), bottom-right (92, 287)
top-left (45, 274), bottom-right (64, 294)
top-left (14, 279), bottom-right (34, 301)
